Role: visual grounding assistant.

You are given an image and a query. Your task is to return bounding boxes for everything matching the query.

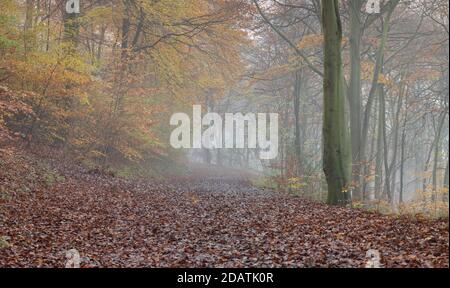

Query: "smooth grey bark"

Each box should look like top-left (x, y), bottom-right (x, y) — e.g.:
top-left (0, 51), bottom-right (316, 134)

top-left (348, 0), bottom-right (364, 200)
top-left (294, 69), bottom-right (304, 176)
top-left (322, 0), bottom-right (351, 205)
top-left (374, 92), bottom-right (384, 199)
top-left (399, 108), bottom-right (408, 203)
top-left (380, 85), bottom-right (391, 201)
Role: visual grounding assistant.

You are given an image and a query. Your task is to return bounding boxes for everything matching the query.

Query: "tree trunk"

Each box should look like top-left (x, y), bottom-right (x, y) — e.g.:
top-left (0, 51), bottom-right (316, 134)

top-left (322, 0), bottom-right (351, 205)
top-left (399, 115), bottom-right (407, 203)
top-left (432, 112), bottom-right (446, 201)
top-left (380, 86), bottom-right (391, 201)
top-left (294, 69), bottom-right (303, 176)
top-left (444, 159), bottom-right (449, 203)
top-left (360, 0), bottom-right (398, 192)
top-left (62, 0), bottom-right (80, 49)
top-left (348, 0), bottom-right (363, 200)
top-left (374, 94), bottom-right (384, 200)
top-left (445, 160), bottom-right (449, 189)
top-left (24, 0), bottom-right (35, 55)
top-left (387, 79), bottom-right (405, 203)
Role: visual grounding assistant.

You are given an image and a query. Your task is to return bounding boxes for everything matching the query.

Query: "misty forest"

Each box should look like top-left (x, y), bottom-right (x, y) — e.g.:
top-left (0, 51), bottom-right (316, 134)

top-left (0, 0), bottom-right (448, 267)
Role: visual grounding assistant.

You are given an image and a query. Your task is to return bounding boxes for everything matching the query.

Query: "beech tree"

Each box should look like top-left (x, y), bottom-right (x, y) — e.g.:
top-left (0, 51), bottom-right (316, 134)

top-left (321, 0), bottom-right (351, 205)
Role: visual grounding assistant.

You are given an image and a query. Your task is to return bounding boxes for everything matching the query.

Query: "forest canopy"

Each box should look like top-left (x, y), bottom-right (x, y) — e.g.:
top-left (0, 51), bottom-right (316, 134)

top-left (0, 0), bottom-right (448, 211)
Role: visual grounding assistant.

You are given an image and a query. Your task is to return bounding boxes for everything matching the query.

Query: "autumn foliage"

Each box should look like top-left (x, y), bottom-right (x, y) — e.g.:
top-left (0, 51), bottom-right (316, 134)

top-left (0, 0), bottom-right (249, 168)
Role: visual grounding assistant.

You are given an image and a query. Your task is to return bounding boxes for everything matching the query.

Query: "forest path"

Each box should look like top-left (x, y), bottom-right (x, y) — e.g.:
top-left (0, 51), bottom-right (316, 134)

top-left (0, 169), bottom-right (448, 267)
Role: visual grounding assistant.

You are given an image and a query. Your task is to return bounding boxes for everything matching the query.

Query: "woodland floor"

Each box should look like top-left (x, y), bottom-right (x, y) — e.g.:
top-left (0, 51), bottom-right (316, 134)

top-left (0, 154), bottom-right (448, 268)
